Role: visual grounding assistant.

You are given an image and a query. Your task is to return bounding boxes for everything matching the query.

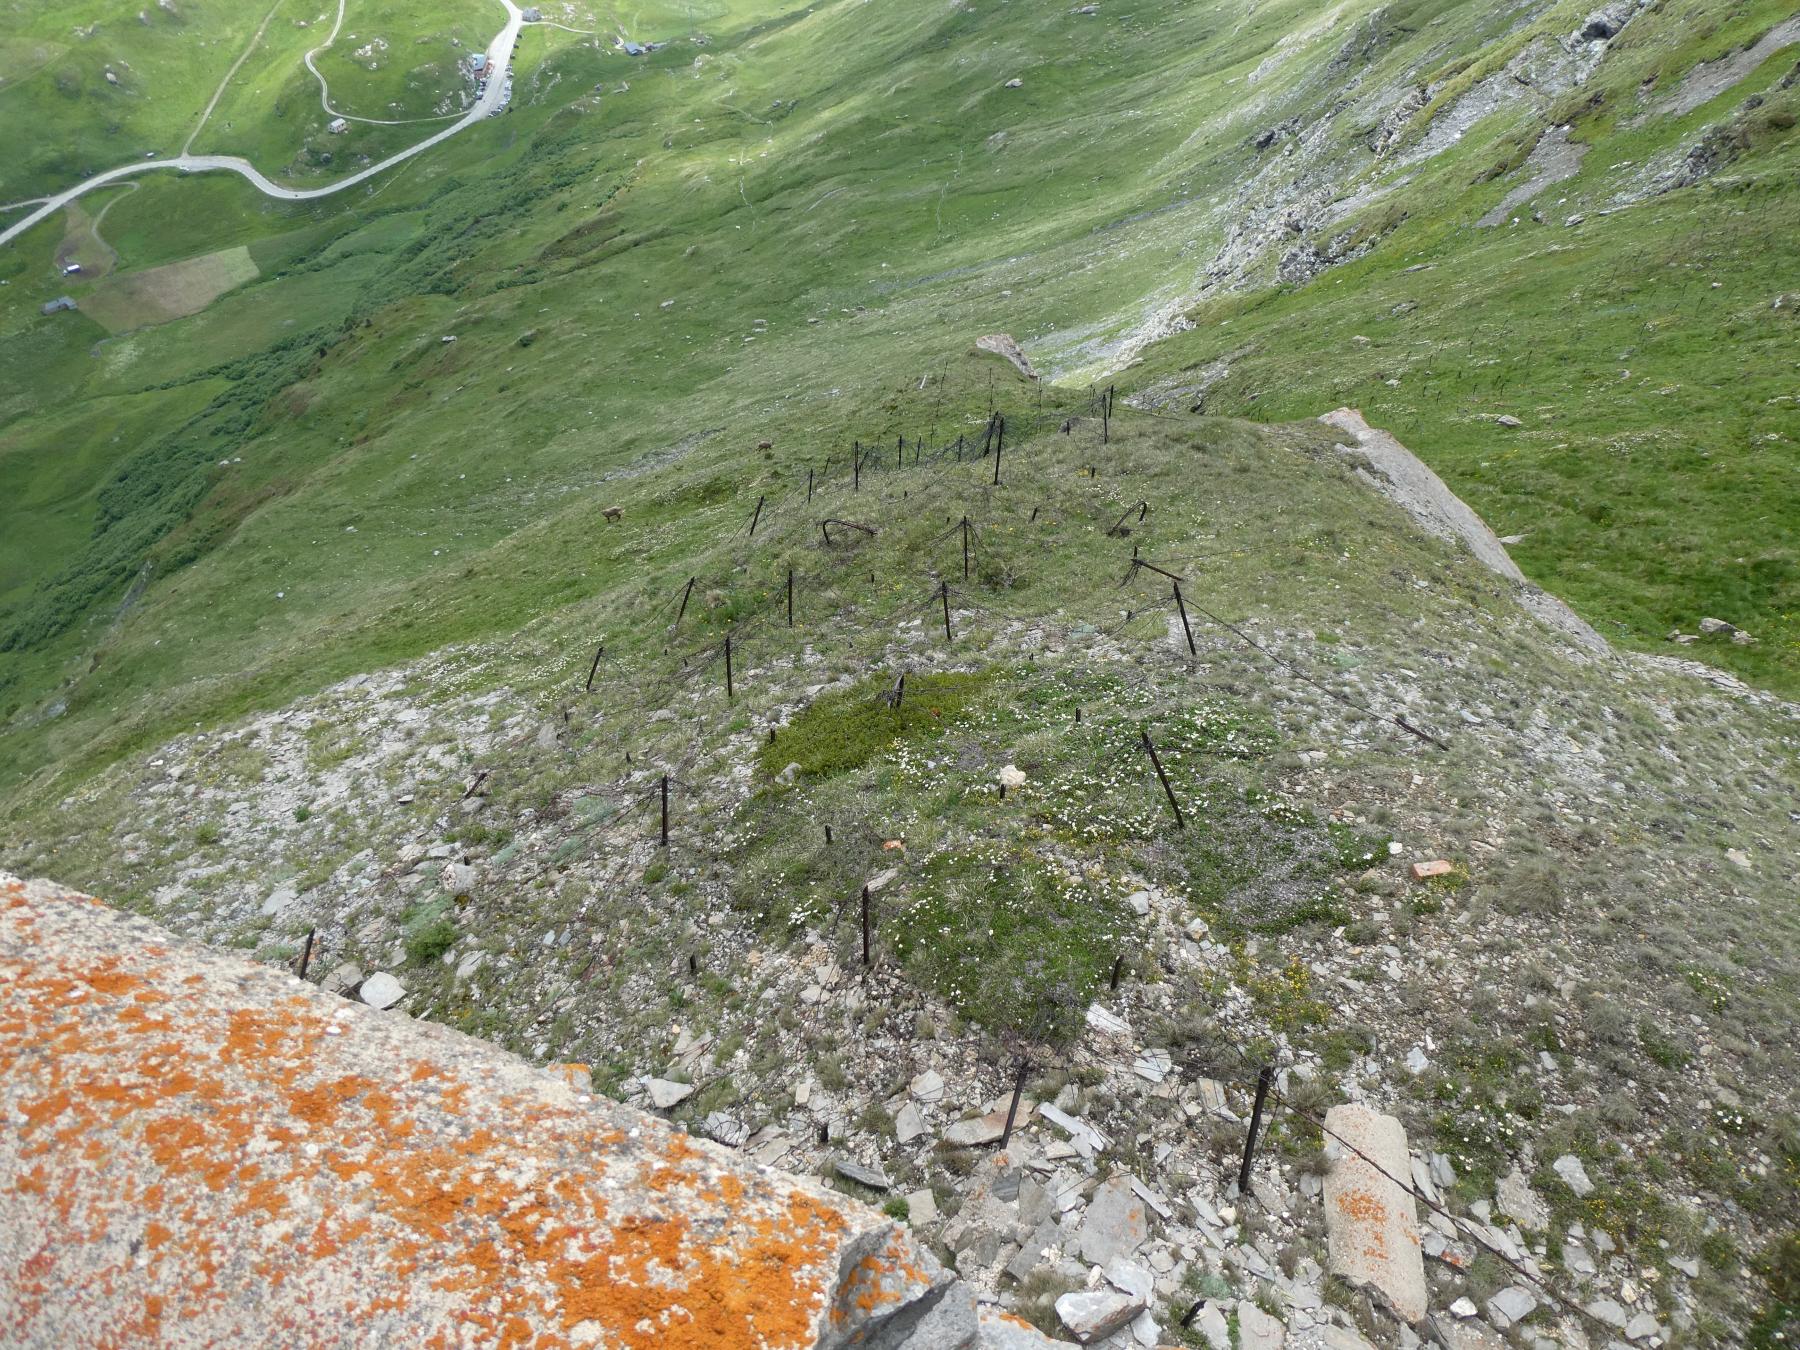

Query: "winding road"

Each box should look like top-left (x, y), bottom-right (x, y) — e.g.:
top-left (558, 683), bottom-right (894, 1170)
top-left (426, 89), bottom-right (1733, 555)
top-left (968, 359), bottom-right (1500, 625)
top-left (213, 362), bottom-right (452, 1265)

top-left (303, 0), bottom-right (462, 127)
top-left (0, 0), bottom-right (523, 250)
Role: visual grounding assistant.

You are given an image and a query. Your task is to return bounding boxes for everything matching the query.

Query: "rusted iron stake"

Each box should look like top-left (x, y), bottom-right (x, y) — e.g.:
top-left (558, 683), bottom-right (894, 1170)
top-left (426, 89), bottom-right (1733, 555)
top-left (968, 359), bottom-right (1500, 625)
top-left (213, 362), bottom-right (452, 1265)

top-left (1142, 730), bottom-right (1185, 829)
top-left (999, 1058), bottom-right (1030, 1149)
top-left (1238, 1065), bottom-right (1273, 1194)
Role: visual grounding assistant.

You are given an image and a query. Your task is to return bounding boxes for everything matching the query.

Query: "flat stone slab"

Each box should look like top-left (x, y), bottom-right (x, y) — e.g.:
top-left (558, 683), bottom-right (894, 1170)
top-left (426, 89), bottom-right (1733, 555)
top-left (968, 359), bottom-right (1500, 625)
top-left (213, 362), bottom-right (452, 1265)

top-left (358, 970), bottom-right (406, 1008)
top-left (943, 1110), bottom-right (1008, 1147)
top-left (644, 1076), bottom-right (695, 1108)
top-left (833, 1157), bottom-right (891, 1190)
top-left (1322, 1103), bottom-right (1427, 1324)
top-left (1078, 1175), bottom-right (1149, 1264)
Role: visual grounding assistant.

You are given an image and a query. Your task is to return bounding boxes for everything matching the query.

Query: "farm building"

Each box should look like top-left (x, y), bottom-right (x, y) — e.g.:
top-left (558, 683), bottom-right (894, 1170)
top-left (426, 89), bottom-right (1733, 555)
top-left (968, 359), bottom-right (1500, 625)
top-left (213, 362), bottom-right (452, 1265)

top-left (41, 297), bottom-right (78, 316)
top-left (328, 117), bottom-right (349, 134)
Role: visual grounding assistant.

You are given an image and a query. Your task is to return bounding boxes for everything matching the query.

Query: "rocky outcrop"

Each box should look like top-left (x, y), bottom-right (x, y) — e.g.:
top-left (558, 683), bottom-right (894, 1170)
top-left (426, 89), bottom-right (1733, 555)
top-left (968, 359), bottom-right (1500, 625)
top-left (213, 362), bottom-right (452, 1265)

top-left (0, 873), bottom-right (1066, 1350)
top-left (1319, 408), bottom-right (1610, 655)
top-left (974, 334), bottom-right (1039, 382)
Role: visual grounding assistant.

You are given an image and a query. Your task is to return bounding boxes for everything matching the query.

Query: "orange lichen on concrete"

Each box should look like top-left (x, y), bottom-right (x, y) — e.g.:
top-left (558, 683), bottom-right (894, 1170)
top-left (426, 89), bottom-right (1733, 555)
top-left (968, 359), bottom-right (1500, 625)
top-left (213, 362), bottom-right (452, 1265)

top-left (0, 873), bottom-right (948, 1350)
top-left (1332, 1186), bottom-right (1395, 1259)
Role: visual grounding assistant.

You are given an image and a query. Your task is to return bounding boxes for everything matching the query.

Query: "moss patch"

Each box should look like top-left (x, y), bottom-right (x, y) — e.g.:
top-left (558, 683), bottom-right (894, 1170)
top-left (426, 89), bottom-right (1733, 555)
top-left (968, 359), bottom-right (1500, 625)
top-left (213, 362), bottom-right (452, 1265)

top-left (761, 670), bottom-right (993, 780)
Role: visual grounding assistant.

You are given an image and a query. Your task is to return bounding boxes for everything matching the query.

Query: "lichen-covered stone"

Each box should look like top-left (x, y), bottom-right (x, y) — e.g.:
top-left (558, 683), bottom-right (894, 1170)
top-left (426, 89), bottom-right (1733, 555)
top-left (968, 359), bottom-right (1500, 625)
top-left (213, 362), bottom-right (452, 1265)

top-left (0, 873), bottom-right (1060, 1350)
top-left (1322, 1104), bottom-right (1427, 1324)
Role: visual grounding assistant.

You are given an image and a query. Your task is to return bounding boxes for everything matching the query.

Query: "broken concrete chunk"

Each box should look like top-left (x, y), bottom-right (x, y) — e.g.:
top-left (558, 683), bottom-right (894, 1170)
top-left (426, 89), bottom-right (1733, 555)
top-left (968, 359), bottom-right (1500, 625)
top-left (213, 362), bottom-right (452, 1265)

top-left (1322, 1104), bottom-right (1426, 1323)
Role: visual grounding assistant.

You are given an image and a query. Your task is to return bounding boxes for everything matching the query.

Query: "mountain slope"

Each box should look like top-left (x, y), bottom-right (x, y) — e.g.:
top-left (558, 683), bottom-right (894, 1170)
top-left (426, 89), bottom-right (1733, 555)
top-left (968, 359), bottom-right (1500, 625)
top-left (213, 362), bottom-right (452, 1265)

top-left (2, 2), bottom-right (1799, 1341)
top-left (2, 0), bottom-right (1797, 790)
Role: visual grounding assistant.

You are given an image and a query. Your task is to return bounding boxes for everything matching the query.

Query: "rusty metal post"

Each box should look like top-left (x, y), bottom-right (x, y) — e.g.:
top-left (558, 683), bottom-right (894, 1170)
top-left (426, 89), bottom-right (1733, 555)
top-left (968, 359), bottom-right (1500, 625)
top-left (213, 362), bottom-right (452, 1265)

top-left (1238, 1065), bottom-right (1273, 1193)
top-left (999, 1058), bottom-right (1030, 1149)
top-left (1142, 730), bottom-right (1185, 829)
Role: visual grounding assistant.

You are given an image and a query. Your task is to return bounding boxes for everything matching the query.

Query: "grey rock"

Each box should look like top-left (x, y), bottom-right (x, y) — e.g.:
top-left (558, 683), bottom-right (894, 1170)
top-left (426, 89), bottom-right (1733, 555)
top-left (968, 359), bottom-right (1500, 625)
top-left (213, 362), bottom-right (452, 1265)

top-left (1624, 1312), bottom-right (1661, 1341)
top-left (974, 1304), bottom-right (1068, 1347)
top-left (1078, 1176), bottom-right (1149, 1265)
top-left (1132, 1049), bottom-right (1171, 1083)
top-left (1237, 1301), bottom-right (1285, 1349)
top-left (1552, 1153), bottom-right (1595, 1198)
top-left (1487, 1286), bottom-right (1537, 1328)
top-left (1103, 1256), bottom-right (1154, 1303)
top-left (895, 1102), bottom-right (928, 1144)
top-left (907, 1189), bottom-right (938, 1225)
top-left (703, 1113), bottom-right (749, 1148)
top-left (1192, 1302), bottom-right (1231, 1350)
top-left (898, 1280), bottom-right (980, 1348)
top-left (320, 961), bottom-right (363, 994)
top-left (440, 861), bottom-right (478, 896)
top-left (911, 1069), bottom-right (946, 1103)
top-left (1496, 1168), bottom-right (1549, 1230)
top-left (943, 1109), bottom-right (1009, 1148)
top-left (1084, 1004), bottom-right (1131, 1037)
top-left (1038, 1103), bottom-right (1108, 1156)
top-left (1584, 1298), bottom-right (1627, 1329)
top-left (644, 1077), bottom-right (694, 1109)
top-left (359, 971), bottom-right (405, 1009)
top-left (835, 1157), bottom-right (892, 1190)
top-left (1054, 1289), bottom-right (1141, 1343)
top-left (1007, 1218), bottom-right (1062, 1281)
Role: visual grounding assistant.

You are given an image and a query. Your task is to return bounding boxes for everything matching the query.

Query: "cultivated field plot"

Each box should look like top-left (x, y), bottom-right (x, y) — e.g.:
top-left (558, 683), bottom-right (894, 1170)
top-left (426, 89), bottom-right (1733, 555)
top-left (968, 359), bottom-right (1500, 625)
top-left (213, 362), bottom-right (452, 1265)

top-left (78, 245), bottom-right (260, 332)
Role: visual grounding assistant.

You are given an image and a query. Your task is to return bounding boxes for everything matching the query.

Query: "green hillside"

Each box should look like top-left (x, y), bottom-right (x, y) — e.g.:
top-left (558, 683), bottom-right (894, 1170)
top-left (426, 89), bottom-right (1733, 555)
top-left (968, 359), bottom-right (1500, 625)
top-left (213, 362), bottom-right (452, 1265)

top-left (2, 0), bottom-right (1798, 1341)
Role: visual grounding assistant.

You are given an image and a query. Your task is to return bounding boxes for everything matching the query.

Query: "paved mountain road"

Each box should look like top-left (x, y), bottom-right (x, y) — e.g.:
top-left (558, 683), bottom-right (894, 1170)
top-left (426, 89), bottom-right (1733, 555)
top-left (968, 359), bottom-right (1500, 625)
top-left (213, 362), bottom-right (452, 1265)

top-left (0, 0), bottom-right (522, 251)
